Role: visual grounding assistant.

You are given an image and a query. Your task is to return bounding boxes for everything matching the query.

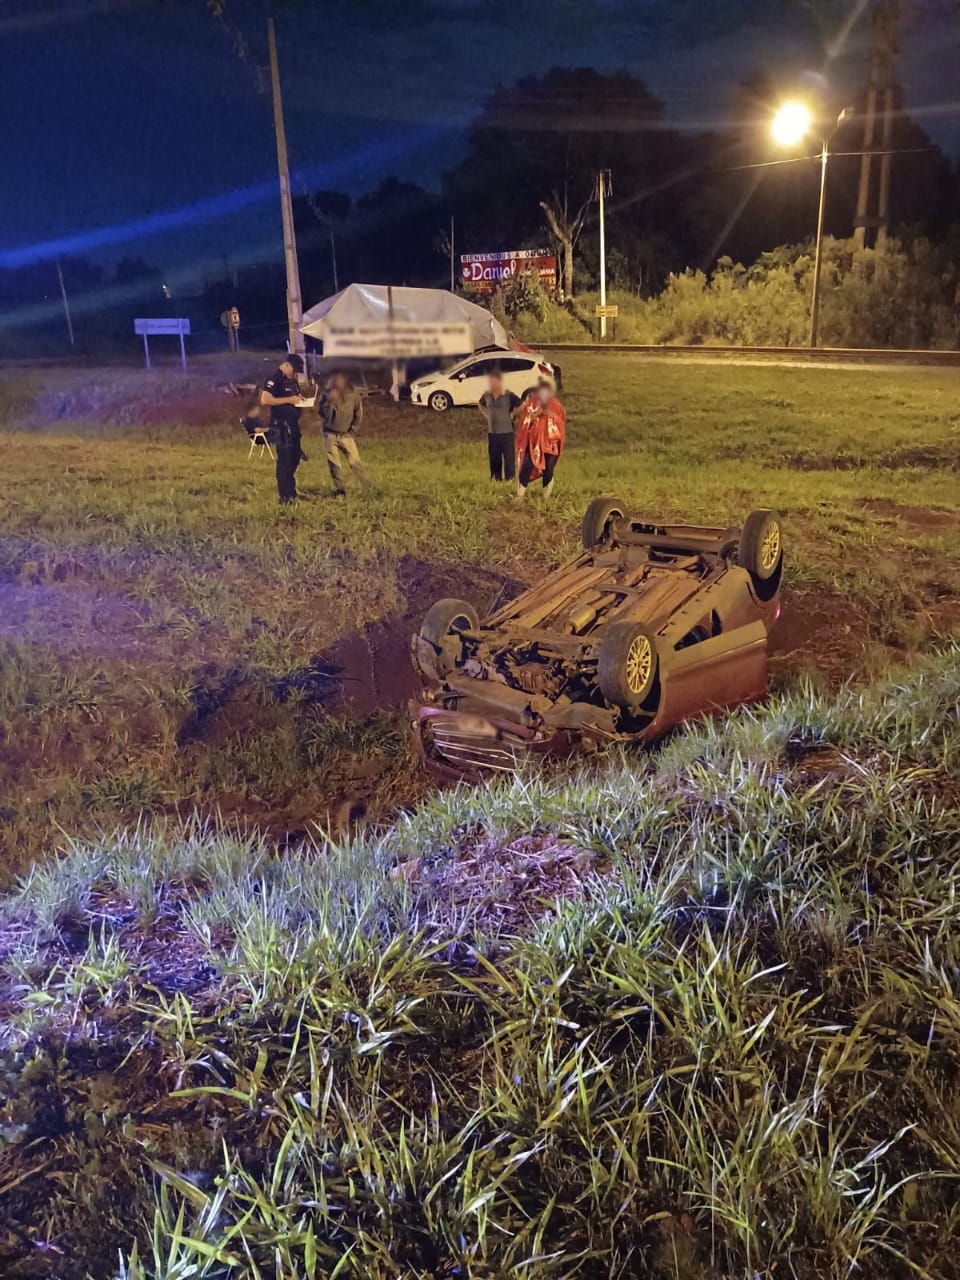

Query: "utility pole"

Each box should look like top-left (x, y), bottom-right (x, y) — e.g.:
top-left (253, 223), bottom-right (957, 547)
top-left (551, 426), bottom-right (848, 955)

top-left (809, 141), bottom-right (829, 348)
top-left (450, 214), bottom-right (455, 292)
top-left (330, 222), bottom-right (339, 293)
top-left (854, 0), bottom-right (899, 248)
top-left (56, 260), bottom-right (75, 348)
top-left (267, 17), bottom-right (304, 355)
top-left (596, 170), bottom-right (611, 339)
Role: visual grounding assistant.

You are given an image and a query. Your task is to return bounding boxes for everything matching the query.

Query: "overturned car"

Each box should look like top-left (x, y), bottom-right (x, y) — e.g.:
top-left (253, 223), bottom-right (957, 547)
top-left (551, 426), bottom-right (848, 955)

top-left (410, 501), bottom-right (784, 779)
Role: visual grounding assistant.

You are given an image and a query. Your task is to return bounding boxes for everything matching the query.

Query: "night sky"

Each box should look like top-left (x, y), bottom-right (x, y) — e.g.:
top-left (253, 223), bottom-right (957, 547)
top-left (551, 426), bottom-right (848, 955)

top-left (3, 0), bottom-right (958, 291)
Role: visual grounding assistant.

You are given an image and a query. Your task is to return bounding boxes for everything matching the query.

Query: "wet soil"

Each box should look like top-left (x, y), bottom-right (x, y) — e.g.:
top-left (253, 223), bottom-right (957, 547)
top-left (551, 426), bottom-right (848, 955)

top-left (318, 554), bottom-right (526, 716)
top-left (857, 497), bottom-right (960, 536)
top-left (769, 588), bottom-right (869, 681)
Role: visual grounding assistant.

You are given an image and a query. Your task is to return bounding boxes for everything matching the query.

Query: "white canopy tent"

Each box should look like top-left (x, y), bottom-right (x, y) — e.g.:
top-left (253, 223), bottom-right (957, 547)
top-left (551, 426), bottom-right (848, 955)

top-left (301, 283), bottom-right (508, 352)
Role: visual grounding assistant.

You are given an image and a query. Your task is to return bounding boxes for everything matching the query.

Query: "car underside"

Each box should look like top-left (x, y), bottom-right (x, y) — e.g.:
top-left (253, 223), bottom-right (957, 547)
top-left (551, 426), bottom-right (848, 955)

top-left (411, 502), bottom-right (783, 779)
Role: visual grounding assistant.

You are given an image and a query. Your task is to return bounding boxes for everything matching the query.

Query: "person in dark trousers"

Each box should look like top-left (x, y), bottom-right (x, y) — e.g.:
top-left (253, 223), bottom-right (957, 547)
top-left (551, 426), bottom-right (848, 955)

top-left (260, 354), bottom-right (305, 504)
top-left (478, 368), bottom-right (520, 481)
top-left (319, 372), bottom-right (367, 495)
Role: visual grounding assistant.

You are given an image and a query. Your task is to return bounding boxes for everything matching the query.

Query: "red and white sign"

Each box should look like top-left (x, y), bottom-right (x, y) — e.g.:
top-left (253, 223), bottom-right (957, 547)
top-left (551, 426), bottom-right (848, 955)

top-left (461, 248), bottom-right (557, 294)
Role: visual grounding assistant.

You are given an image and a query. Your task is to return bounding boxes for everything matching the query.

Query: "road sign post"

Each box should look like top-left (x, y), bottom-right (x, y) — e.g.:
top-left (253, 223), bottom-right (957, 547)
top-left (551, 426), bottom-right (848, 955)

top-left (595, 303), bottom-right (618, 341)
top-left (134, 318), bottom-right (191, 371)
top-left (220, 307), bottom-right (241, 351)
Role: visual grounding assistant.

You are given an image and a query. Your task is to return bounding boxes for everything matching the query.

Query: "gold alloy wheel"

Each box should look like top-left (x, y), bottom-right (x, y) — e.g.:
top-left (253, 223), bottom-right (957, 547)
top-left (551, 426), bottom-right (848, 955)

top-left (760, 522), bottom-right (781, 573)
top-left (626, 633), bottom-right (653, 695)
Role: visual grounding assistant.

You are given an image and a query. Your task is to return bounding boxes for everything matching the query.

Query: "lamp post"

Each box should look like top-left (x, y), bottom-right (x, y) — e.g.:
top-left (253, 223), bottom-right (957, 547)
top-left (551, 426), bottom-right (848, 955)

top-left (596, 170), bottom-right (612, 338)
top-left (770, 103), bottom-right (849, 348)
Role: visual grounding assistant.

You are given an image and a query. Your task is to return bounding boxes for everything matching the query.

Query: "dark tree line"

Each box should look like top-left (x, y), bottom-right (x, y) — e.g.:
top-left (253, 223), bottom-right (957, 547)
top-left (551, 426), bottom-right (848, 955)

top-left (3, 65), bottom-right (957, 355)
top-left (286, 66), bottom-right (960, 306)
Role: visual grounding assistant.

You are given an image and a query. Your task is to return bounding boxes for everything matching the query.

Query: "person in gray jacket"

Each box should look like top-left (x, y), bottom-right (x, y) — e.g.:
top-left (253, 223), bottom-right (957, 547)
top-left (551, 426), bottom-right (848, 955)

top-left (319, 372), bottom-right (368, 495)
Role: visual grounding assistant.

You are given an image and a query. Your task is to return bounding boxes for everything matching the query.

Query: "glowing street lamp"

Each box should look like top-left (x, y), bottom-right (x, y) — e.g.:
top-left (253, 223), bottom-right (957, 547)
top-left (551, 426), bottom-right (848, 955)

top-left (771, 102), bottom-right (850, 348)
top-left (771, 101), bottom-right (812, 149)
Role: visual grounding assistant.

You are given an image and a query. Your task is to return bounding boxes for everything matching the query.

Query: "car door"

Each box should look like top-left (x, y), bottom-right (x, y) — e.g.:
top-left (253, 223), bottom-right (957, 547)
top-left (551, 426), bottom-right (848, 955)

top-left (654, 619), bottom-right (769, 734)
top-left (450, 358), bottom-right (494, 405)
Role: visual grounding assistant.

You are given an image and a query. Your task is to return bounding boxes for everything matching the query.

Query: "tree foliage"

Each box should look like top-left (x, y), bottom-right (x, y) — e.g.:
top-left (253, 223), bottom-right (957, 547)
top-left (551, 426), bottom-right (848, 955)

top-left (570, 236), bottom-right (958, 349)
top-left (444, 68), bottom-right (701, 298)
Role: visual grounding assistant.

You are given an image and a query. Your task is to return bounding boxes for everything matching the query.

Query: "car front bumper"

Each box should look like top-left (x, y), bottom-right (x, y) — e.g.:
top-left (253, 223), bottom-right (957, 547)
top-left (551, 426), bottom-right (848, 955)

top-left (412, 705), bottom-right (570, 781)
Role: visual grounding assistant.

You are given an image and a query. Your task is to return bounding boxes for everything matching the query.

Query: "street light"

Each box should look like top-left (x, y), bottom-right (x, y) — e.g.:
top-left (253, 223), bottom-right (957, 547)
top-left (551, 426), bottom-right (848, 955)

top-left (770, 101), bottom-right (812, 148)
top-left (770, 102), bottom-right (850, 348)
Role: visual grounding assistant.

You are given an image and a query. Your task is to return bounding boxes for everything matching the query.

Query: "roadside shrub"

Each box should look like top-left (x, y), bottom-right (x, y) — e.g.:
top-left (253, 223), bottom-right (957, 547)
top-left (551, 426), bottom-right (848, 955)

top-left (520, 238), bottom-right (957, 349)
top-left (489, 271), bottom-right (589, 343)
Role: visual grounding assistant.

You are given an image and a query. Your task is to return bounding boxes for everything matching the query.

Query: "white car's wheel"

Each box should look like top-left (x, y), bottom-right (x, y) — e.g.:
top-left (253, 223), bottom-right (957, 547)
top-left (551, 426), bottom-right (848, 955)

top-left (428, 390), bottom-right (453, 412)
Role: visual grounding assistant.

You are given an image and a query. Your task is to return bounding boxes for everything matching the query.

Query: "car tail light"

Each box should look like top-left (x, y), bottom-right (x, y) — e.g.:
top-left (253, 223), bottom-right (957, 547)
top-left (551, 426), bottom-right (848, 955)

top-left (537, 362), bottom-right (552, 376)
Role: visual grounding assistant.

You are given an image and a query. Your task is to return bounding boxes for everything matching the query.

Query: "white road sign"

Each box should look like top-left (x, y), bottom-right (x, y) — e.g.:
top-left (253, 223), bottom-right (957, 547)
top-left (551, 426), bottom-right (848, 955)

top-left (323, 321), bottom-right (473, 359)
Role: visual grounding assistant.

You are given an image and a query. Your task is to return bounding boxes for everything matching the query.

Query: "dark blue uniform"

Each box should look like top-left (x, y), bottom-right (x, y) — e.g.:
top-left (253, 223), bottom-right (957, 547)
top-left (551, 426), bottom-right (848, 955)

top-left (264, 367), bottom-right (303, 504)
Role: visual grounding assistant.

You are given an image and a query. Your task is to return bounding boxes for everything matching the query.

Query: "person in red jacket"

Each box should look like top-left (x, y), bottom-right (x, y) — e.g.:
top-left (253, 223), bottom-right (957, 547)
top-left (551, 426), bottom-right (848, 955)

top-left (515, 379), bottom-right (566, 501)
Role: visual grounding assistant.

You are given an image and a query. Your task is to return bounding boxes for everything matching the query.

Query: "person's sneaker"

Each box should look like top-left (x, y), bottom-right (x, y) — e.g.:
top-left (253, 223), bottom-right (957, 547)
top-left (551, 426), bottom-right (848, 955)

top-left (542, 479), bottom-right (555, 500)
top-left (513, 485), bottom-right (527, 503)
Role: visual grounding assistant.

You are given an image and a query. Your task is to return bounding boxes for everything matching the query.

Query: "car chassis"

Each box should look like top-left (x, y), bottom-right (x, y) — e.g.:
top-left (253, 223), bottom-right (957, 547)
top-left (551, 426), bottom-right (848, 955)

top-left (411, 502), bottom-right (783, 780)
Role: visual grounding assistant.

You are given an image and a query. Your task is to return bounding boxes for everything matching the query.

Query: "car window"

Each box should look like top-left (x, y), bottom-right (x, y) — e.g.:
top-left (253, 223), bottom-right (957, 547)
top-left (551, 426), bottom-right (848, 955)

top-left (460, 360), bottom-right (493, 378)
top-left (499, 358), bottom-right (534, 374)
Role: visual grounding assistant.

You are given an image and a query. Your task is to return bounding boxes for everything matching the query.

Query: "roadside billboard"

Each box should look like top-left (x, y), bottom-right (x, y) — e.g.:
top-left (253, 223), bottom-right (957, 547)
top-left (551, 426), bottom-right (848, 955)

top-left (461, 249), bottom-right (557, 294)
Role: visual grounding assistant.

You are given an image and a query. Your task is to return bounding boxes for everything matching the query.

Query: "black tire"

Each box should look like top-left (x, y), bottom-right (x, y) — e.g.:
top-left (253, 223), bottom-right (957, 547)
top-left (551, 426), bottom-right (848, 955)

top-left (428, 390), bottom-right (453, 412)
top-left (418, 598), bottom-right (479, 679)
top-left (738, 509), bottom-right (783, 582)
top-left (598, 621), bottom-right (659, 709)
top-left (582, 496), bottom-right (627, 550)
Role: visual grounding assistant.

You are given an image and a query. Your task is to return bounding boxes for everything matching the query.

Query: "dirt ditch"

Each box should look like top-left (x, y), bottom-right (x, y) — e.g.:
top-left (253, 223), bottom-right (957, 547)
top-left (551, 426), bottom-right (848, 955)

top-left (0, 533), bottom-right (947, 866)
top-left (857, 497), bottom-right (960, 536)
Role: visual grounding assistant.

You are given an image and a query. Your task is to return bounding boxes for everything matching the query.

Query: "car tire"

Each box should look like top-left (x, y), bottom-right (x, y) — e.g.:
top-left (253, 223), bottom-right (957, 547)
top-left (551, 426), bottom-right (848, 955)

top-left (598, 621), bottom-right (659, 709)
top-left (418, 598), bottom-right (479, 679)
top-left (428, 390), bottom-right (453, 412)
top-left (582, 496), bottom-right (627, 550)
top-left (738, 509), bottom-right (783, 583)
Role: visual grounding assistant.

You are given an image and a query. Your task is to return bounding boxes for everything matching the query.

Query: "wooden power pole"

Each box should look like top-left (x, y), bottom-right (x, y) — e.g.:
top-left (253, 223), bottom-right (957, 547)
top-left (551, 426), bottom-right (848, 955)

top-left (267, 17), bottom-right (304, 355)
top-left (854, 0), bottom-right (899, 248)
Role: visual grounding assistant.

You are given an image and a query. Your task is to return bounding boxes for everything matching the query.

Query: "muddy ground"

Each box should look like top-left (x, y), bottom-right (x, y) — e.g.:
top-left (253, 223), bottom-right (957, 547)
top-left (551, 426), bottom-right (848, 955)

top-left (1, 360), bottom-right (957, 864)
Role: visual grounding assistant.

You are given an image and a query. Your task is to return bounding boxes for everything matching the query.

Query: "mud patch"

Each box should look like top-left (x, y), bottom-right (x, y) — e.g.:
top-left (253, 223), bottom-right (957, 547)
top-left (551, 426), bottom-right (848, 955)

top-left (320, 617), bottom-right (421, 716)
top-left (785, 444), bottom-right (958, 472)
top-left (857, 498), bottom-right (960, 536)
top-left (318, 557), bottom-right (529, 715)
top-left (770, 588), bottom-right (868, 680)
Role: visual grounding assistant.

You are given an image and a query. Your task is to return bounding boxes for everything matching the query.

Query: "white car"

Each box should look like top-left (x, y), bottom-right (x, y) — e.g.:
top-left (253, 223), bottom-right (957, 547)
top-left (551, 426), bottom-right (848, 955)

top-left (410, 348), bottom-right (561, 412)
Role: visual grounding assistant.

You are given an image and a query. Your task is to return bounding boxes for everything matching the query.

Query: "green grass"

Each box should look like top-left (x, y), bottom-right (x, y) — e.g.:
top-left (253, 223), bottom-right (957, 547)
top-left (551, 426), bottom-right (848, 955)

top-left (0, 651), bottom-right (958, 1278)
top-left (0, 353), bottom-right (957, 872)
top-left (1, 355), bottom-right (959, 1275)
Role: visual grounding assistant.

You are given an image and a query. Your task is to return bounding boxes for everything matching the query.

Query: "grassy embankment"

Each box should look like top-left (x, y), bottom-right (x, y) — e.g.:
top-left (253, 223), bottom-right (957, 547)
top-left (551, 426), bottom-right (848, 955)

top-left (0, 353), bottom-right (957, 872)
top-left (0, 653), bottom-right (958, 1277)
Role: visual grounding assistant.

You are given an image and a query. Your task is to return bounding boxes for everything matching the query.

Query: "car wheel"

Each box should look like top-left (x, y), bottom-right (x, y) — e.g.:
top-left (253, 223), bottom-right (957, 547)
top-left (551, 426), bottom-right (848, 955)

top-left (428, 390), bottom-right (453, 412)
top-left (582, 496), bottom-right (627, 550)
top-left (738, 510), bottom-right (783, 584)
top-left (418, 597), bottom-right (479, 679)
top-left (598, 621), bottom-right (659, 709)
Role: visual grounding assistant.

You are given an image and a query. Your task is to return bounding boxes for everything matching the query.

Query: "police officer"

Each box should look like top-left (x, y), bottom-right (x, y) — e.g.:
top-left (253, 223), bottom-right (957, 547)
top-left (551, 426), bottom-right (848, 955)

top-left (260, 353), bottom-right (305, 505)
